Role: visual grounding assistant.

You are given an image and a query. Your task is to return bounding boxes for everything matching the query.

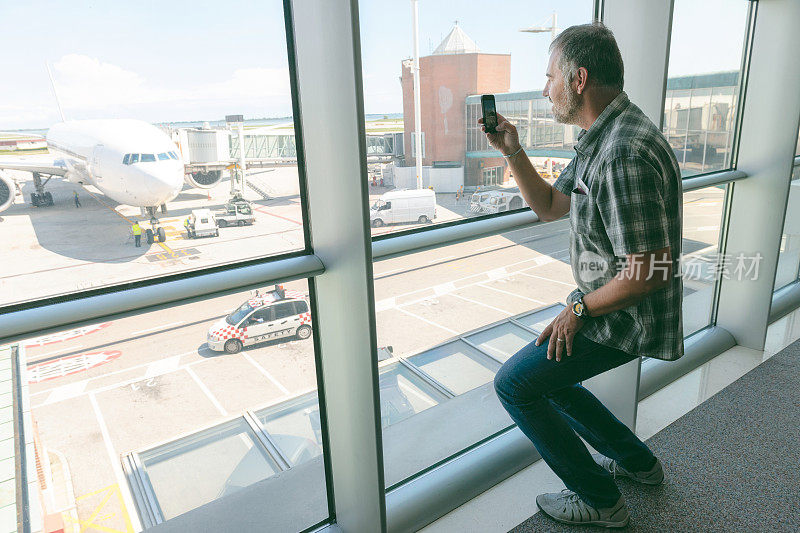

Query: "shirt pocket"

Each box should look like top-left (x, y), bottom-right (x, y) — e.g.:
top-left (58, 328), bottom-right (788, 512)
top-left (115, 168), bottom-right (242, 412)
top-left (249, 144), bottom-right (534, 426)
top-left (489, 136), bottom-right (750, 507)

top-left (569, 190), bottom-right (599, 236)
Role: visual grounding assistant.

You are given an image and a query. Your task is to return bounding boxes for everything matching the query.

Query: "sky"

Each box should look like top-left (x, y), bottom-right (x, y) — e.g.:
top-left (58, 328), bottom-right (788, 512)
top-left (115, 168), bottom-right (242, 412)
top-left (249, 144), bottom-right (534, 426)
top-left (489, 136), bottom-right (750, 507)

top-left (0, 0), bottom-right (749, 130)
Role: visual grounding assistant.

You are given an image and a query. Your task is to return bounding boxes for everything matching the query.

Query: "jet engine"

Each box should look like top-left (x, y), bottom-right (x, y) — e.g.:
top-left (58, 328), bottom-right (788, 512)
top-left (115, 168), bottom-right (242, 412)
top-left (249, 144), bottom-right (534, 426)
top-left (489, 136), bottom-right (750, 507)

top-left (185, 169), bottom-right (223, 189)
top-left (0, 170), bottom-right (17, 213)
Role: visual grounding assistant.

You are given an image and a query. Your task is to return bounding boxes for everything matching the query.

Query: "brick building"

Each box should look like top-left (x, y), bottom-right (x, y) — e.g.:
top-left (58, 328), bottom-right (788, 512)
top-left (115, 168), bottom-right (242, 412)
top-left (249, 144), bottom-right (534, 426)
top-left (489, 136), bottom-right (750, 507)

top-left (400, 24), bottom-right (510, 179)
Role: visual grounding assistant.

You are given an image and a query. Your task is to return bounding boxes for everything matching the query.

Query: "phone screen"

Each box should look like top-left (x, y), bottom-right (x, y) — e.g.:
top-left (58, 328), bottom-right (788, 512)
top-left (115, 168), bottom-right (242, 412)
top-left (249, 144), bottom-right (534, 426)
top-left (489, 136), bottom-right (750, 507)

top-left (481, 95), bottom-right (498, 134)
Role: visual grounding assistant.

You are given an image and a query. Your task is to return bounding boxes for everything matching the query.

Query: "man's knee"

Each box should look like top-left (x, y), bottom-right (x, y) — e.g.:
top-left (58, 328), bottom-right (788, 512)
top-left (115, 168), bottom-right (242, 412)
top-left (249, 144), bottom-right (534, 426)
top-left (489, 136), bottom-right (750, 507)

top-left (494, 358), bottom-right (544, 403)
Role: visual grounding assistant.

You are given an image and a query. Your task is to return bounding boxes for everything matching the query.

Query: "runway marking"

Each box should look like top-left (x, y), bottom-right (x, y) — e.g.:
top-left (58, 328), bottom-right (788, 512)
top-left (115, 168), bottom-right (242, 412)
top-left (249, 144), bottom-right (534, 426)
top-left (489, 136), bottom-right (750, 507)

top-left (478, 283), bottom-right (546, 304)
top-left (24, 322), bottom-right (112, 349)
top-left (253, 205), bottom-right (302, 225)
top-left (27, 350), bottom-right (123, 384)
top-left (143, 355), bottom-right (182, 378)
top-left (451, 293), bottom-right (513, 315)
top-left (31, 345), bottom-right (82, 359)
top-left (242, 353), bottom-right (290, 395)
top-left (186, 366), bottom-right (228, 416)
top-left (131, 322), bottom-right (183, 336)
top-left (30, 350), bottom-right (197, 402)
top-left (427, 256), bottom-right (454, 264)
top-left (516, 271), bottom-right (578, 287)
top-left (67, 483), bottom-right (134, 533)
top-left (146, 247), bottom-right (201, 262)
top-left (396, 308), bottom-right (458, 334)
top-left (375, 297), bottom-right (396, 312)
top-left (88, 395), bottom-right (142, 532)
top-left (374, 267), bottom-right (404, 276)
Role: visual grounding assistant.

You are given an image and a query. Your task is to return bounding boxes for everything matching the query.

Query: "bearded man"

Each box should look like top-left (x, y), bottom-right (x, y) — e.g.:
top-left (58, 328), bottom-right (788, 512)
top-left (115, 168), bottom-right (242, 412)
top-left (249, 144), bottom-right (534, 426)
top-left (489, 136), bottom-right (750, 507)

top-left (482, 22), bottom-right (683, 528)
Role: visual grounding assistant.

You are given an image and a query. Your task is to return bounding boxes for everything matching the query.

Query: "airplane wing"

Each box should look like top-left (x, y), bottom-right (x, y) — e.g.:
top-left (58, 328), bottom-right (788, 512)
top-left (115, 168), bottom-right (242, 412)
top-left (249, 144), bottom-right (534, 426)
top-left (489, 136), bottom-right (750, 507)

top-left (0, 158), bottom-right (68, 176)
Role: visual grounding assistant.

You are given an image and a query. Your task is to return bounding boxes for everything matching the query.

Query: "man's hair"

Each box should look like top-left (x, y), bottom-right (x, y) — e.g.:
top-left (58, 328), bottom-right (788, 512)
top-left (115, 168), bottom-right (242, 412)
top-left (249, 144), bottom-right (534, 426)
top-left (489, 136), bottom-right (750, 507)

top-left (549, 22), bottom-right (624, 92)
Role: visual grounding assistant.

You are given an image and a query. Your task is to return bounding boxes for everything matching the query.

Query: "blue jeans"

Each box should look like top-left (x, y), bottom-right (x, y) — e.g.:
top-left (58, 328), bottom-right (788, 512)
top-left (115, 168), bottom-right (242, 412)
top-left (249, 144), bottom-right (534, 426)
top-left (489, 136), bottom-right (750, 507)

top-left (494, 331), bottom-right (657, 509)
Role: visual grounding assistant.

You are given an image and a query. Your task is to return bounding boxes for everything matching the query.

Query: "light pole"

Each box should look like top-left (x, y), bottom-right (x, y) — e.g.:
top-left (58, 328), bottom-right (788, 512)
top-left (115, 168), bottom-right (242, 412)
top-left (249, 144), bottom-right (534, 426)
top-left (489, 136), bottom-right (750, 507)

top-left (411, 0), bottom-right (423, 189)
top-left (520, 11), bottom-right (558, 42)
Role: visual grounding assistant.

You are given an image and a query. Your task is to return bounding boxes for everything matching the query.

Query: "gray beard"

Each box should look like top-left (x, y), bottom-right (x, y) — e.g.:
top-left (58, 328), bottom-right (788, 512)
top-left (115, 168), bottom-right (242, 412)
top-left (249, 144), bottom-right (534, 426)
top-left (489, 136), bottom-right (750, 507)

top-left (552, 86), bottom-right (582, 125)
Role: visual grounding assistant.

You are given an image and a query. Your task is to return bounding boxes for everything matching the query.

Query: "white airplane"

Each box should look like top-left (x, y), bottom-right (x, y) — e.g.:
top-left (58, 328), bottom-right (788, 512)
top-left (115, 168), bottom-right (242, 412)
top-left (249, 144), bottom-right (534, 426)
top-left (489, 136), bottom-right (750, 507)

top-left (0, 119), bottom-right (193, 243)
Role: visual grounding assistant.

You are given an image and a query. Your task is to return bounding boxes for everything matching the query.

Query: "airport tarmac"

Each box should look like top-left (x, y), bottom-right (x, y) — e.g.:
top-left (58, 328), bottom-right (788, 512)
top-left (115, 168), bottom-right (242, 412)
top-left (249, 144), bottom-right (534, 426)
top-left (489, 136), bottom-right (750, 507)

top-left (5, 163), bottom-right (725, 530)
top-left (0, 164), bottom-right (483, 308)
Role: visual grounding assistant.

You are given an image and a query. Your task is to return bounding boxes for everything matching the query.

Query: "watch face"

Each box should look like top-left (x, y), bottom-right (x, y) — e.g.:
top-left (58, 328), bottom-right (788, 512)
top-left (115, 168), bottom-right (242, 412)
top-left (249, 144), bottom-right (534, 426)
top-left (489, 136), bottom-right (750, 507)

top-left (573, 301), bottom-right (584, 316)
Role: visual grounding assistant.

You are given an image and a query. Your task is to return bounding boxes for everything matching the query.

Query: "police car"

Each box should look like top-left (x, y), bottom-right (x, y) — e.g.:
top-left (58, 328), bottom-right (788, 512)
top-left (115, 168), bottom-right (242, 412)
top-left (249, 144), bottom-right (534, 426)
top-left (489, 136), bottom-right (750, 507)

top-left (207, 285), bottom-right (312, 354)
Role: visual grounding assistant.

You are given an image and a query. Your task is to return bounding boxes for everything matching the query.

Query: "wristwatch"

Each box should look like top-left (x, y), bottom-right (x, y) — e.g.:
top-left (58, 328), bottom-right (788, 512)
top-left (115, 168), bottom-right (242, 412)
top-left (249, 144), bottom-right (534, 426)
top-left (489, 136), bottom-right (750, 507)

top-left (572, 293), bottom-right (591, 319)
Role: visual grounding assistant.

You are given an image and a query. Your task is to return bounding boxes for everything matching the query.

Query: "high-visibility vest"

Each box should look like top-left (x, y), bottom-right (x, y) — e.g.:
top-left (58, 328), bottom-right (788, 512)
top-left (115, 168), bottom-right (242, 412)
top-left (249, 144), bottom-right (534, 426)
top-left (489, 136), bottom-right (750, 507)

top-left (132, 224), bottom-right (142, 236)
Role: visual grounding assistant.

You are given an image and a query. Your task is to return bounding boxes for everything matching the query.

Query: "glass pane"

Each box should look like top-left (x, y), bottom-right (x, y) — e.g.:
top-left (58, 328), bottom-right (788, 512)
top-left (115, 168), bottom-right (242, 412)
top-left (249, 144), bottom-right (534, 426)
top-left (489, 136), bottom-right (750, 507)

top-left (373, 221), bottom-right (576, 486)
top-left (464, 322), bottom-right (538, 362)
top-left (665, 0), bottom-right (750, 177)
top-left (256, 392), bottom-right (324, 467)
top-left (379, 362), bottom-right (448, 427)
top-left (24, 279), bottom-right (328, 529)
top-left (514, 304), bottom-right (565, 334)
top-left (681, 185), bottom-right (727, 335)
top-left (775, 165), bottom-right (800, 290)
top-left (0, 1), bottom-right (306, 308)
top-left (406, 340), bottom-right (501, 395)
top-left (358, 1), bottom-right (593, 237)
top-left (139, 418), bottom-right (280, 520)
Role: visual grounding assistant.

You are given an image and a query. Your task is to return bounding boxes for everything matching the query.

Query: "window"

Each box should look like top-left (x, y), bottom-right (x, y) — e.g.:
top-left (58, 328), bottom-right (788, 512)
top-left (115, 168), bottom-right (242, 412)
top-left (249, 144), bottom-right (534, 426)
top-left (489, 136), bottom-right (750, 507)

top-left (664, 0), bottom-right (750, 177)
top-left (775, 163), bottom-right (800, 290)
top-left (358, 0), bottom-right (593, 237)
top-left (294, 301), bottom-right (309, 315)
top-left (0, 1), bottom-right (308, 310)
top-left (273, 302), bottom-right (297, 320)
top-left (26, 280), bottom-right (329, 530)
top-left (372, 222), bottom-right (573, 487)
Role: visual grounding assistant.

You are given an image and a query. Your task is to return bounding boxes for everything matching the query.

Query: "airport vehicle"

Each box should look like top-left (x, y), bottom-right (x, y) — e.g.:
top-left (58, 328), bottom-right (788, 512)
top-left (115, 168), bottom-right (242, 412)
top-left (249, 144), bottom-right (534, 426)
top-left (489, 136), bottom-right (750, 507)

top-left (0, 119), bottom-right (186, 242)
top-left (370, 188), bottom-right (436, 227)
top-left (215, 198), bottom-right (255, 227)
top-left (469, 187), bottom-right (527, 214)
top-left (207, 285), bottom-right (312, 354)
top-left (186, 209), bottom-right (219, 239)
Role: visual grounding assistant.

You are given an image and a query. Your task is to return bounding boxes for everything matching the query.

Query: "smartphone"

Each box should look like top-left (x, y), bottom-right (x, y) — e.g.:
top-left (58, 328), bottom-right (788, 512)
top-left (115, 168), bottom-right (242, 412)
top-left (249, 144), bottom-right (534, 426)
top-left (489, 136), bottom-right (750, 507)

top-left (481, 94), bottom-right (498, 134)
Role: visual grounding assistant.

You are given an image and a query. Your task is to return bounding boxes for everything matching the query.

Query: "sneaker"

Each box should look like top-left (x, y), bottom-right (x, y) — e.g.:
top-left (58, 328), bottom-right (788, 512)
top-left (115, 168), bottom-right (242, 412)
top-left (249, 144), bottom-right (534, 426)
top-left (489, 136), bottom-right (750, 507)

top-left (593, 453), bottom-right (665, 485)
top-left (536, 489), bottom-right (630, 528)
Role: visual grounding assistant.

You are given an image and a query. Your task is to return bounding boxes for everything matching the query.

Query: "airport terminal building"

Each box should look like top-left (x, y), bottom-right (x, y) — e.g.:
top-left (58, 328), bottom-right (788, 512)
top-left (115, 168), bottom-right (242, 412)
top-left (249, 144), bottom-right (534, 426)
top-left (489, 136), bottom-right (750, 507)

top-left (2, 1), bottom-right (800, 533)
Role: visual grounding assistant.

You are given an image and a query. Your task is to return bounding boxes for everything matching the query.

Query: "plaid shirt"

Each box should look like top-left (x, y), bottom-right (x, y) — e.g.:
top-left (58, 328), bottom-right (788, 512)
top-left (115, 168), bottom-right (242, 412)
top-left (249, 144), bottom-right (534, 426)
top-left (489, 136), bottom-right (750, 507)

top-left (552, 92), bottom-right (684, 361)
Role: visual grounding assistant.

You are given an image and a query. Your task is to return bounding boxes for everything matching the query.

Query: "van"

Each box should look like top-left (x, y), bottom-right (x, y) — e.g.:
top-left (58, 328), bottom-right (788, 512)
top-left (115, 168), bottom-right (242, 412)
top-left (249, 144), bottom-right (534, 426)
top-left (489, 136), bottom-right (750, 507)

top-left (370, 188), bottom-right (436, 227)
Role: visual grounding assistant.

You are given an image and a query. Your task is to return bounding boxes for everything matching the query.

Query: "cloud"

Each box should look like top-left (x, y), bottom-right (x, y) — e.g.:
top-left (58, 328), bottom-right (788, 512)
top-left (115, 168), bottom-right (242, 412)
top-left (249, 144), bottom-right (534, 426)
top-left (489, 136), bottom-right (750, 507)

top-left (0, 54), bottom-right (293, 125)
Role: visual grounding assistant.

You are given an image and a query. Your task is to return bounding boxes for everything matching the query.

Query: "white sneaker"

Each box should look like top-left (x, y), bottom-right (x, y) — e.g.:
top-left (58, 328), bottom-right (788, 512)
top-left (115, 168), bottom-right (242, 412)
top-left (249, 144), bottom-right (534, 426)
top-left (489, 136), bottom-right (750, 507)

top-left (593, 453), bottom-right (665, 485)
top-left (536, 489), bottom-right (630, 528)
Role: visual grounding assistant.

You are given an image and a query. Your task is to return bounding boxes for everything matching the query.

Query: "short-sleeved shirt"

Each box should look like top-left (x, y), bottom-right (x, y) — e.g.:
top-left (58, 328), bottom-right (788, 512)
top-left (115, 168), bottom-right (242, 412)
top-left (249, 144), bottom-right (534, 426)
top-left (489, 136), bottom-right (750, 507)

top-left (552, 91), bottom-right (684, 362)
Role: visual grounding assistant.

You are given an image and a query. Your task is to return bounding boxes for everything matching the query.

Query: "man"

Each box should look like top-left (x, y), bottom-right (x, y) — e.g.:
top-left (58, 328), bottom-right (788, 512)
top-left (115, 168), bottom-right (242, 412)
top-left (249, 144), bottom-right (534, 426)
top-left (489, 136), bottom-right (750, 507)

top-left (73, 190), bottom-right (81, 208)
top-left (132, 221), bottom-right (142, 247)
top-left (485, 23), bottom-right (683, 528)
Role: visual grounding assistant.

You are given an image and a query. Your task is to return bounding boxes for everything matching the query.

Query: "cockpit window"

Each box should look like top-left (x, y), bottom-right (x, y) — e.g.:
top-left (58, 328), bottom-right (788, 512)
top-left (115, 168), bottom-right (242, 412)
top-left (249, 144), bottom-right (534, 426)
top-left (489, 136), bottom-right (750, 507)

top-left (130, 154), bottom-right (140, 164)
top-left (141, 154), bottom-right (156, 162)
top-left (157, 153), bottom-right (170, 161)
top-left (123, 154), bottom-right (130, 165)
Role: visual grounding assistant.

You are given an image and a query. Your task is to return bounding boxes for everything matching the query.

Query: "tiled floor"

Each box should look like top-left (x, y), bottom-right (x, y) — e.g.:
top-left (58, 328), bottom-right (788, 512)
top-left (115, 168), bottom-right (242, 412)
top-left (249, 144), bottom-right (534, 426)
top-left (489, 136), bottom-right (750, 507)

top-left (419, 308), bottom-right (800, 533)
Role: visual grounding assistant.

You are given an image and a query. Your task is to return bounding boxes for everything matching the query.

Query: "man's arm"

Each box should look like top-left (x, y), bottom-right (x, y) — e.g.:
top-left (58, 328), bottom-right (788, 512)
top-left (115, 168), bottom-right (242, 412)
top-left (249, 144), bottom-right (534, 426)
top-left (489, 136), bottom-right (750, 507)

top-left (505, 147), bottom-right (571, 222)
top-left (582, 245), bottom-right (672, 316)
top-left (480, 113), bottom-right (570, 221)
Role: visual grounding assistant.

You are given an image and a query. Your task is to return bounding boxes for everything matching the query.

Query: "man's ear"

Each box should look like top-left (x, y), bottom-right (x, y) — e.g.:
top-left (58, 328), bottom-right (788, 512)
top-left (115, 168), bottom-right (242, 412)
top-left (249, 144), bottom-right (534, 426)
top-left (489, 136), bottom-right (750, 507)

top-left (575, 67), bottom-right (589, 94)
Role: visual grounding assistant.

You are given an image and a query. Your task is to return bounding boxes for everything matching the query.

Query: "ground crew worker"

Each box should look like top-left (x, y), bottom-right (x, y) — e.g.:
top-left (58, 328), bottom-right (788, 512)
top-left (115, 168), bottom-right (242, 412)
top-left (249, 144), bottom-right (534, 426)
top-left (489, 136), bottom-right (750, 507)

top-left (73, 190), bottom-right (81, 208)
top-left (184, 217), bottom-right (190, 235)
top-left (132, 221), bottom-right (142, 247)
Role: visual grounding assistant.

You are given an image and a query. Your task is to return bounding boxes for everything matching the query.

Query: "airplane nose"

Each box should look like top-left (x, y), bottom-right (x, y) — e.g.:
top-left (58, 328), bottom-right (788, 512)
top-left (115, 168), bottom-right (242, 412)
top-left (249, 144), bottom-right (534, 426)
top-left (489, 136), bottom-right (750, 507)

top-left (143, 165), bottom-right (183, 203)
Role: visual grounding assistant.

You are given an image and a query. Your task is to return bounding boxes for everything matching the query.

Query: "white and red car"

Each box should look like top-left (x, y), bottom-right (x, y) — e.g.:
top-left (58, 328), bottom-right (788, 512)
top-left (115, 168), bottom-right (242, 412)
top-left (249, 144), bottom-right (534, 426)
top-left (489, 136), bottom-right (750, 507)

top-left (207, 285), bottom-right (312, 353)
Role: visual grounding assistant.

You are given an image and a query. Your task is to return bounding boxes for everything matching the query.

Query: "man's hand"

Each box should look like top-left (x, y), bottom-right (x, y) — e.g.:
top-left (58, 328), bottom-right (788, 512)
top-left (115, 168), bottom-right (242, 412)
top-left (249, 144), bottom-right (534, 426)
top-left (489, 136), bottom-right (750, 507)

top-left (479, 112), bottom-right (520, 156)
top-left (535, 306), bottom-right (585, 362)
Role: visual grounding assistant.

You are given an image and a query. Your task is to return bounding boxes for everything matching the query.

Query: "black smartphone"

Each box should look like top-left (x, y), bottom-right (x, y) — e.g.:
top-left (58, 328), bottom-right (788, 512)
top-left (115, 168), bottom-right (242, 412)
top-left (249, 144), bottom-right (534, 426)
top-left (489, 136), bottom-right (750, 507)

top-left (481, 94), bottom-right (498, 134)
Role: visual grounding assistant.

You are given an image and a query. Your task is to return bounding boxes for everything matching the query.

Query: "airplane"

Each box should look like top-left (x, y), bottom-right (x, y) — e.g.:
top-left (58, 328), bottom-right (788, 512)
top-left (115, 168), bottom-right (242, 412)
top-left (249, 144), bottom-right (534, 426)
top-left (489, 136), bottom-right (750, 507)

top-left (0, 119), bottom-right (195, 243)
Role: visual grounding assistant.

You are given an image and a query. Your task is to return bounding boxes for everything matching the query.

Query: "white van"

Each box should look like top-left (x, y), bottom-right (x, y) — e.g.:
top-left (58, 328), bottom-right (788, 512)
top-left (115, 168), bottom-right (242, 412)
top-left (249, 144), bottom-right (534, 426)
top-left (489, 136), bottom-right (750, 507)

top-left (370, 188), bottom-right (436, 227)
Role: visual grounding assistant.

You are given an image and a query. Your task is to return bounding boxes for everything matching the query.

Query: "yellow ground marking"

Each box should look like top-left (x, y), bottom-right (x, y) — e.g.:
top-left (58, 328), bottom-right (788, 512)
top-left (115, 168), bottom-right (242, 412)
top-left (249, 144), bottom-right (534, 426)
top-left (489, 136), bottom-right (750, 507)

top-left (65, 484), bottom-right (134, 533)
top-left (157, 241), bottom-right (174, 254)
